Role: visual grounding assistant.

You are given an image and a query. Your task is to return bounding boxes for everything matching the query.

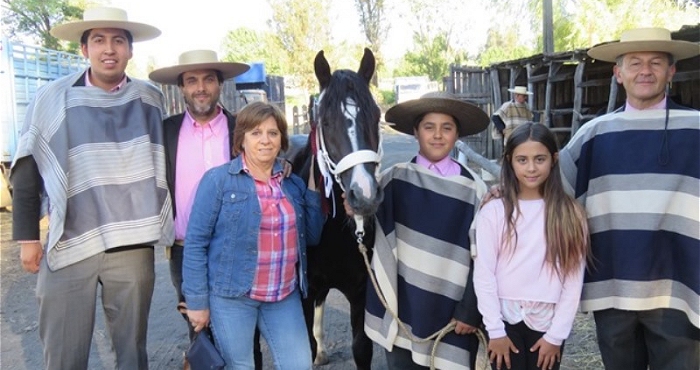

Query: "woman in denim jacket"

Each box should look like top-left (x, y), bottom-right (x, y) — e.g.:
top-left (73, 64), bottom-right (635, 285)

top-left (183, 101), bottom-right (324, 370)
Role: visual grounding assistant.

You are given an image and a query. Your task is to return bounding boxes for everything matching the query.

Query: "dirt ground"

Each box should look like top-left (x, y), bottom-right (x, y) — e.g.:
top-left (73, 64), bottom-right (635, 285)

top-left (0, 132), bottom-right (604, 369)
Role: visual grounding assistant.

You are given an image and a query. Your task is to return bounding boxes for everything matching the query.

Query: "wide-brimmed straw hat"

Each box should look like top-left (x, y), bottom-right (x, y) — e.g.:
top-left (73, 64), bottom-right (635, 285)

top-left (588, 27), bottom-right (700, 62)
top-left (508, 86), bottom-right (532, 95)
top-left (51, 6), bottom-right (160, 43)
top-left (385, 91), bottom-right (489, 137)
top-left (149, 50), bottom-right (250, 85)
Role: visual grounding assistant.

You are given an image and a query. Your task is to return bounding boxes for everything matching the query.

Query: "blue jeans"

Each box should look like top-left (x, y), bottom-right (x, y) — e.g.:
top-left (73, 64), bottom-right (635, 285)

top-left (210, 289), bottom-right (312, 370)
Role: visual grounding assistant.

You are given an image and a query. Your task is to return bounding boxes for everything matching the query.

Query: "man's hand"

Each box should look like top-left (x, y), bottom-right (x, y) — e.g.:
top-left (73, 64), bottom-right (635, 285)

top-left (452, 319), bottom-right (477, 335)
top-left (488, 336), bottom-right (519, 370)
top-left (19, 241), bottom-right (43, 273)
top-left (531, 337), bottom-right (561, 370)
top-left (187, 309), bottom-right (211, 333)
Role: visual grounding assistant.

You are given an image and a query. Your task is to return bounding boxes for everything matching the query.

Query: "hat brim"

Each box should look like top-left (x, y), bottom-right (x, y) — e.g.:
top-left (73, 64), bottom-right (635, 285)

top-left (588, 40), bottom-right (700, 62)
top-left (50, 20), bottom-right (161, 43)
top-left (508, 89), bottom-right (533, 95)
top-left (385, 97), bottom-right (489, 137)
top-left (149, 62), bottom-right (251, 85)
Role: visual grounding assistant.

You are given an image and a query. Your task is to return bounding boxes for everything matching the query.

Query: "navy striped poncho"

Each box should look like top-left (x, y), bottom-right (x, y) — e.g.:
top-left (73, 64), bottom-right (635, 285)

top-left (12, 71), bottom-right (174, 270)
top-left (364, 161), bottom-right (486, 370)
top-left (559, 109), bottom-right (699, 329)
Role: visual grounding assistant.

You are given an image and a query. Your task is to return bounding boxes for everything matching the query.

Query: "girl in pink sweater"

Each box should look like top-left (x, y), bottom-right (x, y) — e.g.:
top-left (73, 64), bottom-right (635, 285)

top-left (474, 123), bottom-right (590, 370)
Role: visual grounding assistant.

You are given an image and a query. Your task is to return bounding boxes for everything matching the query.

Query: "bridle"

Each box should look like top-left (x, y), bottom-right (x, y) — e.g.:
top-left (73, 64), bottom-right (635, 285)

top-left (311, 93), bottom-right (383, 198)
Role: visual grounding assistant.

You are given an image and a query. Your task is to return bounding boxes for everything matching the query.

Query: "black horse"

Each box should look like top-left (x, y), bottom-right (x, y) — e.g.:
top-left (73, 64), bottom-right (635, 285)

top-left (285, 48), bottom-right (383, 370)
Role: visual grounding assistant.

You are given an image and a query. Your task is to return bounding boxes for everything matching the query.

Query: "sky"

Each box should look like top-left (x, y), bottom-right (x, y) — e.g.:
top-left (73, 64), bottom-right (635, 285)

top-left (107, 0), bottom-right (413, 72)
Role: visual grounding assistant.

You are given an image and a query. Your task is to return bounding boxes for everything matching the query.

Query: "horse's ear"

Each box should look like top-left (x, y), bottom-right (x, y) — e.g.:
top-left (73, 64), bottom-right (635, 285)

top-left (358, 48), bottom-right (376, 85)
top-left (314, 50), bottom-right (331, 90)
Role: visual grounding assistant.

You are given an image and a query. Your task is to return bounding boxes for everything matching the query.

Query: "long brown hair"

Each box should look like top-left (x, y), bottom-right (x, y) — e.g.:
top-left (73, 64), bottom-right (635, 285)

top-left (499, 123), bottom-right (590, 280)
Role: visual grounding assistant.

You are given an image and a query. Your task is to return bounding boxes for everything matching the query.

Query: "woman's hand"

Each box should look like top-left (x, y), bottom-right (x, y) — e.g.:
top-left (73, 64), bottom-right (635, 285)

top-left (531, 337), bottom-right (561, 370)
top-left (488, 336), bottom-right (519, 370)
top-left (187, 309), bottom-right (211, 333)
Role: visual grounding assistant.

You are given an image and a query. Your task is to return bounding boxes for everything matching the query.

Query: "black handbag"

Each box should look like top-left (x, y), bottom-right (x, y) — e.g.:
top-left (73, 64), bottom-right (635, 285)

top-left (186, 327), bottom-right (225, 370)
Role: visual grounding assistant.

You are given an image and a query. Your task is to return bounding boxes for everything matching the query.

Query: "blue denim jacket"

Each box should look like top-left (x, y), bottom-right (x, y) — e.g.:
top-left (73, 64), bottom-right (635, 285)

top-left (182, 156), bottom-right (324, 310)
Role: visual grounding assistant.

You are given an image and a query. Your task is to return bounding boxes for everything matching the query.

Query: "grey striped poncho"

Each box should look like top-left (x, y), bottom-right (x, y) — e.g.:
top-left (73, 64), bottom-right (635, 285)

top-left (12, 71), bottom-right (174, 270)
top-left (559, 109), bottom-right (699, 329)
top-left (365, 162), bottom-right (486, 369)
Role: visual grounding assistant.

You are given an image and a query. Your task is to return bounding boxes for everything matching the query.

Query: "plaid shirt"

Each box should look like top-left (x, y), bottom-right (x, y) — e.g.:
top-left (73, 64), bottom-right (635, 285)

top-left (248, 172), bottom-right (299, 302)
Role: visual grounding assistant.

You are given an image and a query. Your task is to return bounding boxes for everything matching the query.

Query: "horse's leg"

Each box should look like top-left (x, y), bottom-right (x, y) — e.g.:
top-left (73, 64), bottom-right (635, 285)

top-left (346, 288), bottom-right (373, 370)
top-left (303, 287), bottom-right (330, 365)
top-left (312, 292), bottom-right (329, 365)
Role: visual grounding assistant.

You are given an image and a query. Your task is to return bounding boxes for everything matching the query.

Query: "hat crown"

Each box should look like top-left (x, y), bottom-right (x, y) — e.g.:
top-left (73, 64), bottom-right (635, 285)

top-left (620, 27), bottom-right (672, 43)
top-left (179, 50), bottom-right (220, 66)
top-left (83, 7), bottom-right (129, 22)
top-left (420, 91), bottom-right (457, 100)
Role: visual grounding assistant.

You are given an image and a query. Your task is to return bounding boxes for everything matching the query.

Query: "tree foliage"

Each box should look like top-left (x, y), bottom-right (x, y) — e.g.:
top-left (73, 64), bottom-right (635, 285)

top-left (354, 0), bottom-right (388, 72)
top-left (267, 0), bottom-right (332, 93)
top-left (476, 0), bottom-right (698, 66)
top-left (393, 0), bottom-right (477, 84)
top-left (2, 0), bottom-right (84, 51)
top-left (220, 27), bottom-right (285, 75)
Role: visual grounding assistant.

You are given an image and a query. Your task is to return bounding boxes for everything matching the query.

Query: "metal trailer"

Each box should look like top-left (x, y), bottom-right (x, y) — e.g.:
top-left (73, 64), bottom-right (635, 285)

top-left (0, 37), bottom-right (88, 172)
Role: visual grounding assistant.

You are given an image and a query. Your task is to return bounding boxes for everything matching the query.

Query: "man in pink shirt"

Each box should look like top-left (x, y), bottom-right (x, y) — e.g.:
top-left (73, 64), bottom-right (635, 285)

top-left (149, 50), bottom-right (254, 370)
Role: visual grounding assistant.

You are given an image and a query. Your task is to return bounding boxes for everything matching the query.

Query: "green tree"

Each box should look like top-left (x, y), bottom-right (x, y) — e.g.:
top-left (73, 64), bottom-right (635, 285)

top-left (394, 0), bottom-right (477, 85)
top-left (220, 27), bottom-right (285, 75)
top-left (354, 0), bottom-right (388, 75)
top-left (267, 0), bottom-right (332, 93)
top-left (2, 0), bottom-right (84, 51)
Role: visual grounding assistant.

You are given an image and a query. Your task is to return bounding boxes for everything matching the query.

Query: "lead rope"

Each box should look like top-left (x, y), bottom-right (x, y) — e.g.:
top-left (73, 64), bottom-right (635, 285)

top-left (353, 216), bottom-right (488, 370)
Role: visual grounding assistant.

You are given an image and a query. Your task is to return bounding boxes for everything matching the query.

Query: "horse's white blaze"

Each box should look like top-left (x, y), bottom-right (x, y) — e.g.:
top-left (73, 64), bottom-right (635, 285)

top-left (343, 98), bottom-right (376, 199)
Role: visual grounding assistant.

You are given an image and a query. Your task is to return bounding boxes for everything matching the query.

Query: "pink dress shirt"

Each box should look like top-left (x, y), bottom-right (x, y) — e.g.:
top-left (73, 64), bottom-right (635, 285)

top-left (173, 109), bottom-right (229, 240)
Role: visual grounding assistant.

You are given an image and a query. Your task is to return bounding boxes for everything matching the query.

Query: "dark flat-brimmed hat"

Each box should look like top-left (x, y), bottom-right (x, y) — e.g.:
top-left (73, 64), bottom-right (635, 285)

top-left (149, 50), bottom-right (250, 85)
top-left (588, 27), bottom-right (700, 62)
top-left (51, 6), bottom-right (160, 43)
top-left (385, 91), bottom-right (489, 137)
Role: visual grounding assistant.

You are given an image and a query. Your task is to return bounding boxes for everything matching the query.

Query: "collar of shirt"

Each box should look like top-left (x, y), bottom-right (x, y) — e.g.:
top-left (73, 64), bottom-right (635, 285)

top-left (85, 69), bottom-right (127, 92)
top-left (415, 153), bottom-right (460, 177)
top-left (241, 152), bottom-right (285, 178)
top-left (183, 106), bottom-right (227, 136)
top-left (625, 96), bottom-right (667, 111)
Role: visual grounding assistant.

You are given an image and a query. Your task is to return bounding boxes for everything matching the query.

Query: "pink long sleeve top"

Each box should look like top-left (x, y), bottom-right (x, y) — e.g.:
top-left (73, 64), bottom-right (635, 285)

top-left (474, 198), bottom-right (585, 345)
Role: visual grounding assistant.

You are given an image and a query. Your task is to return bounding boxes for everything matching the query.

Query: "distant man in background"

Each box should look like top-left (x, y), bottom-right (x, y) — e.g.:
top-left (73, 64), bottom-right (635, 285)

top-left (149, 50), bottom-right (265, 370)
top-left (491, 86), bottom-right (534, 144)
top-left (561, 27), bottom-right (699, 370)
top-left (11, 7), bottom-right (172, 369)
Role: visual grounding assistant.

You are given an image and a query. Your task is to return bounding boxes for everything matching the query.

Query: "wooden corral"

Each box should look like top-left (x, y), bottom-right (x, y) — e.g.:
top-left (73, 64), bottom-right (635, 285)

top-left (447, 23), bottom-right (700, 160)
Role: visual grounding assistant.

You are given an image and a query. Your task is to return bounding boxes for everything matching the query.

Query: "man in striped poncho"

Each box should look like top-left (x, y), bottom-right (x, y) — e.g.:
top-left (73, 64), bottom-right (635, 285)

top-left (560, 27), bottom-right (700, 370)
top-left (364, 92), bottom-right (489, 370)
top-left (10, 7), bottom-right (173, 370)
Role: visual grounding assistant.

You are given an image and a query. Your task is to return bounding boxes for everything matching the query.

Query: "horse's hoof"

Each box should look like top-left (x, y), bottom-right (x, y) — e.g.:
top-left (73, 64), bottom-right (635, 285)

top-left (313, 351), bottom-right (329, 365)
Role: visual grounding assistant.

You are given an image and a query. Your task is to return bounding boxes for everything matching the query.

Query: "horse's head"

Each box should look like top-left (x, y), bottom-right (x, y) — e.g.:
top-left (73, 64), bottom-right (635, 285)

top-left (312, 48), bottom-right (383, 217)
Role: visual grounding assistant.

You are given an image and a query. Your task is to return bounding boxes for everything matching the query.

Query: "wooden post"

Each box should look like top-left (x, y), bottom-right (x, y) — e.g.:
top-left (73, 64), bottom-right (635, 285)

top-left (543, 0), bottom-right (554, 54)
top-left (572, 60), bottom-right (586, 135)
